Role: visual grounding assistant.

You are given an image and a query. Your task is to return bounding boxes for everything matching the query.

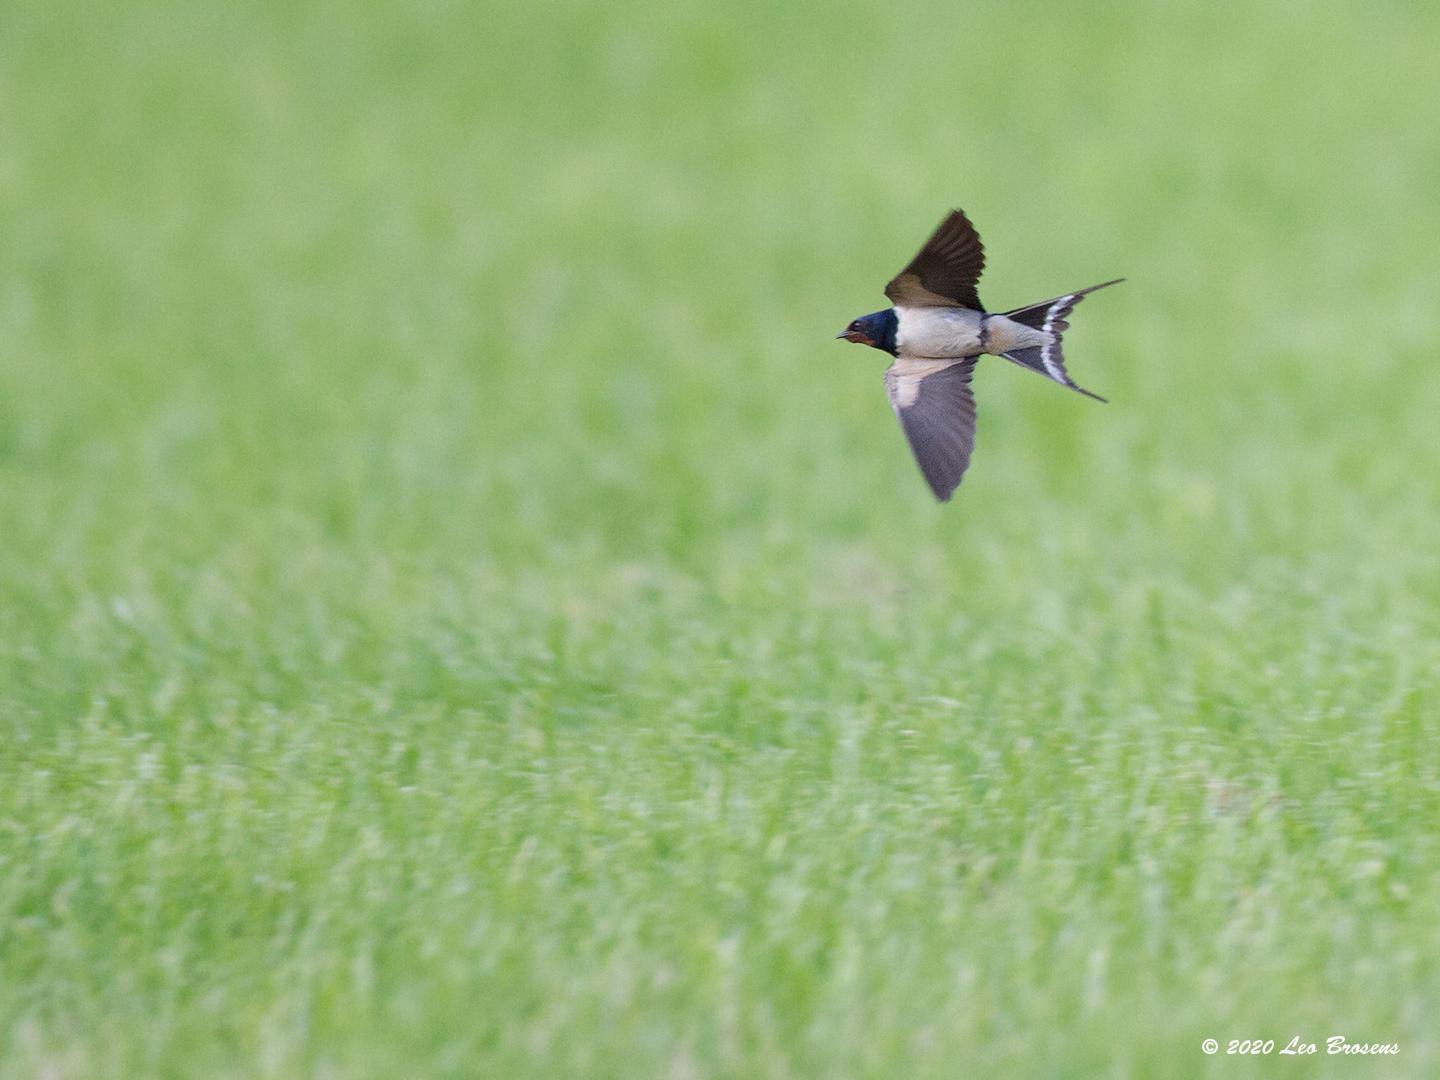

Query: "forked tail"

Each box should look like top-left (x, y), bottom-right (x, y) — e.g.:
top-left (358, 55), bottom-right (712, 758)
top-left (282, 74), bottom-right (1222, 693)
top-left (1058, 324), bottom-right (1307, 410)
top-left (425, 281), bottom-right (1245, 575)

top-left (999, 278), bottom-right (1123, 402)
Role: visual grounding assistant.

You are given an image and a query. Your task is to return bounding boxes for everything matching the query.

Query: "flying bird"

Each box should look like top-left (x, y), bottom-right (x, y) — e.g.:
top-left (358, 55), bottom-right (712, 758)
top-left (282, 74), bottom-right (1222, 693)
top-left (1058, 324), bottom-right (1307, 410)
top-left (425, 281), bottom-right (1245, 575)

top-left (838, 209), bottom-right (1121, 501)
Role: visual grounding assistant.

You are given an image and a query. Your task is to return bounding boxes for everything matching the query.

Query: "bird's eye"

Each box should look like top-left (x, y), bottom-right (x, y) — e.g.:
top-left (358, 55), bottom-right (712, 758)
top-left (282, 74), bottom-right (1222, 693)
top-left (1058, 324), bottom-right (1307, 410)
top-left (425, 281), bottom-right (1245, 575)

top-left (849, 321), bottom-right (859, 330)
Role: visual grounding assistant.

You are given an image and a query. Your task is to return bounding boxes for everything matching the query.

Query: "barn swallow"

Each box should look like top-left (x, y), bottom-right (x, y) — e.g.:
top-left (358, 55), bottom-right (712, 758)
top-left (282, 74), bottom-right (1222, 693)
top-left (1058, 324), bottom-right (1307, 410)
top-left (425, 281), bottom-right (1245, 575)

top-left (838, 209), bottom-right (1121, 501)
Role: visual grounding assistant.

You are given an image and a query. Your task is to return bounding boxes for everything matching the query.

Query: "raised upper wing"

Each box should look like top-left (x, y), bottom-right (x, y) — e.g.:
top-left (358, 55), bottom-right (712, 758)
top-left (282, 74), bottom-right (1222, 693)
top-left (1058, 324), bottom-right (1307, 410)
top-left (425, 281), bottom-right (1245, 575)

top-left (884, 209), bottom-right (986, 311)
top-left (884, 356), bottom-right (980, 501)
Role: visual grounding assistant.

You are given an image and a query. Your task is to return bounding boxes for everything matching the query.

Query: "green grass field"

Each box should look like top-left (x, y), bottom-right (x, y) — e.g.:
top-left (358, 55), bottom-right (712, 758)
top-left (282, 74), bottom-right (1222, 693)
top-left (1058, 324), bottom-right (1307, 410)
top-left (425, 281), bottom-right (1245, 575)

top-left (4, 0), bottom-right (1440, 1076)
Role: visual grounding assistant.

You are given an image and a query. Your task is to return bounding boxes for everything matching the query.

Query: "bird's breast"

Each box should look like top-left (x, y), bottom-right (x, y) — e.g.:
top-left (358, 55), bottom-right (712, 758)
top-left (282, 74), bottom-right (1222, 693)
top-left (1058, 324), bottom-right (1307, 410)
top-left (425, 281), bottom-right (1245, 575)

top-left (893, 306), bottom-right (983, 358)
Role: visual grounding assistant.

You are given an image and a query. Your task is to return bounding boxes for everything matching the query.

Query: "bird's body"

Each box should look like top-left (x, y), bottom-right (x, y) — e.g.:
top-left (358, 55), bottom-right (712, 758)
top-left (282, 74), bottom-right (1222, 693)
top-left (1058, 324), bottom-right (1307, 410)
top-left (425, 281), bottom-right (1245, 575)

top-left (896, 305), bottom-right (984, 357)
top-left (894, 306), bottom-right (1049, 358)
top-left (838, 209), bottom-right (1122, 501)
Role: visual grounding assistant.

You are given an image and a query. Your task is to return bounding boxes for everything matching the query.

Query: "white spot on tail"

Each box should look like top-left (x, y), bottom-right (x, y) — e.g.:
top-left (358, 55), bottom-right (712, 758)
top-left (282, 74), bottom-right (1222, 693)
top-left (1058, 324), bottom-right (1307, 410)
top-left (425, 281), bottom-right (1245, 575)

top-left (1041, 295), bottom-right (1077, 381)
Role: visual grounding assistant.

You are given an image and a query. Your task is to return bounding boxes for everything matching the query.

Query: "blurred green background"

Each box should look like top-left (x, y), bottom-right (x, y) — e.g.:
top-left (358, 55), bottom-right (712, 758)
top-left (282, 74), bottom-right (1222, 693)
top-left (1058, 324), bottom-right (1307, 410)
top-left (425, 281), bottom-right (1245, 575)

top-left (3, 0), bottom-right (1439, 1076)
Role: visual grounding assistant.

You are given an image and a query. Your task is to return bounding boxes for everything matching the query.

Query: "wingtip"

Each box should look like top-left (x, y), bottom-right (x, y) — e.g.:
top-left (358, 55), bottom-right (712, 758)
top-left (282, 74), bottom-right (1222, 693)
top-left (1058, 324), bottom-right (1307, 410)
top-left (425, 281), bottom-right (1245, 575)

top-left (923, 477), bottom-right (955, 502)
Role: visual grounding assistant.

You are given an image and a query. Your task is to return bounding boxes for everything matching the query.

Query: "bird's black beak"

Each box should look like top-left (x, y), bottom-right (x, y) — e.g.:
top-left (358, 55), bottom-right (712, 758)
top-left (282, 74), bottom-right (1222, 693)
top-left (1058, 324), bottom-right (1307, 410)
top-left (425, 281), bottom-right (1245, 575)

top-left (837, 329), bottom-right (870, 345)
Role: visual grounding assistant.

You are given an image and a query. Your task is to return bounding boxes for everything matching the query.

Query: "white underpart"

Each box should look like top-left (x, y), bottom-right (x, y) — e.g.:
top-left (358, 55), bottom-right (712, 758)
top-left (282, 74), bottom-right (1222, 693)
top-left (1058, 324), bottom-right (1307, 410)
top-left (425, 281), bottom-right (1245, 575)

top-left (893, 306), bottom-right (983, 358)
top-left (978, 314), bottom-right (1049, 355)
top-left (1040, 296), bottom-right (1077, 381)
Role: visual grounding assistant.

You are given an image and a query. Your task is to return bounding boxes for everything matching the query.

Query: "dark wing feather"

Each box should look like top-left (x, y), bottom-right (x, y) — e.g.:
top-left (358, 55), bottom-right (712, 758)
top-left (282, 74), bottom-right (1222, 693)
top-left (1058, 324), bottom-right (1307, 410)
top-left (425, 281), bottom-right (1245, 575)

top-left (884, 209), bottom-right (986, 310)
top-left (884, 357), bottom-right (980, 501)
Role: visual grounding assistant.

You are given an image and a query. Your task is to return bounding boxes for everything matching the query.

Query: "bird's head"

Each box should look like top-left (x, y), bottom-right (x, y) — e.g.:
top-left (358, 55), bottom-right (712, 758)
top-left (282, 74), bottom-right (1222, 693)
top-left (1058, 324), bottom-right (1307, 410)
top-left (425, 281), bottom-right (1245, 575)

top-left (835, 309), bottom-right (898, 354)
